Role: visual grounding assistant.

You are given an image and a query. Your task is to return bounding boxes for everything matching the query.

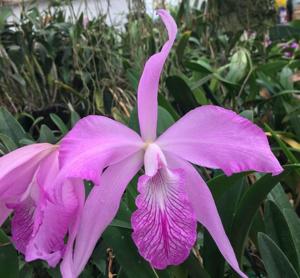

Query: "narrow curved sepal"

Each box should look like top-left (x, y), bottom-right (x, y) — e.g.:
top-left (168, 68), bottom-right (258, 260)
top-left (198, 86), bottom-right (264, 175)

top-left (137, 10), bottom-right (177, 141)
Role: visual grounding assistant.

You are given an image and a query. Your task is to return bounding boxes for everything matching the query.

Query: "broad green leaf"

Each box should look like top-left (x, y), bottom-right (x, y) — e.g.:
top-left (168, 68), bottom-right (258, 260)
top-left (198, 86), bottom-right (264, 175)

top-left (204, 173), bottom-right (247, 277)
top-left (0, 245), bottom-right (19, 278)
top-left (265, 201), bottom-right (300, 273)
top-left (166, 75), bottom-right (198, 113)
top-left (0, 108), bottom-right (27, 145)
top-left (38, 124), bottom-right (57, 144)
top-left (258, 233), bottom-right (299, 278)
top-left (0, 229), bottom-right (9, 244)
top-left (70, 110), bottom-right (81, 127)
top-left (231, 165), bottom-right (300, 263)
top-left (279, 67), bottom-right (293, 91)
top-left (239, 110), bottom-right (254, 122)
top-left (226, 49), bottom-right (249, 83)
top-left (183, 254), bottom-right (211, 278)
top-left (0, 133), bottom-right (18, 152)
top-left (50, 113), bottom-right (69, 135)
top-left (267, 184), bottom-right (300, 272)
top-left (158, 94), bottom-right (180, 120)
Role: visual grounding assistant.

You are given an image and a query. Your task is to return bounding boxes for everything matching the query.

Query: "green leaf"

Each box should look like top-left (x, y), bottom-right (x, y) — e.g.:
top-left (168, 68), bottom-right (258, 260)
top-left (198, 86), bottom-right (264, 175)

top-left (0, 229), bottom-right (9, 244)
top-left (265, 124), bottom-right (300, 173)
top-left (158, 94), bottom-right (180, 120)
top-left (280, 67), bottom-right (293, 91)
top-left (0, 244), bottom-right (19, 278)
top-left (0, 133), bottom-right (18, 152)
top-left (50, 113), bottom-right (69, 135)
top-left (38, 124), bottom-right (57, 144)
top-left (183, 254), bottom-right (211, 278)
top-left (70, 110), bottom-right (81, 127)
top-left (267, 184), bottom-right (300, 272)
top-left (239, 110), bottom-right (254, 122)
top-left (166, 75), bottom-right (198, 113)
top-left (258, 233), bottom-right (299, 278)
top-left (204, 173), bottom-right (247, 277)
top-left (226, 49), bottom-right (249, 83)
top-left (264, 200), bottom-right (300, 273)
top-left (0, 108), bottom-right (27, 145)
top-left (0, 7), bottom-right (12, 30)
top-left (176, 31), bottom-right (191, 63)
top-left (230, 165), bottom-right (299, 263)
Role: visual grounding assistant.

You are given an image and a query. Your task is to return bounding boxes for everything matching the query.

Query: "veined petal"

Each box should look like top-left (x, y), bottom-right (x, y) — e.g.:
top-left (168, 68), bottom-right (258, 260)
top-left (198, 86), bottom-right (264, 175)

top-left (0, 143), bottom-right (56, 200)
top-left (63, 151), bottom-right (144, 277)
top-left (138, 9), bottom-right (177, 141)
top-left (25, 179), bottom-right (80, 267)
top-left (59, 116), bottom-right (143, 185)
top-left (157, 105), bottom-right (283, 176)
top-left (25, 150), bottom-right (82, 267)
top-left (10, 196), bottom-right (36, 254)
top-left (132, 165), bottom-right (197, 269)
top-left (167, 154), bottom-right (247, 278)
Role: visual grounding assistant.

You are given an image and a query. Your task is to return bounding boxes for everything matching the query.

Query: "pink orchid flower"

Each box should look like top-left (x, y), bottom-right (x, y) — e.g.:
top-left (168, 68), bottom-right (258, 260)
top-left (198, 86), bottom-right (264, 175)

top-left (0, 143), bottom-right (84, 267)
top-left (59, 10), bottom-right (283, 278)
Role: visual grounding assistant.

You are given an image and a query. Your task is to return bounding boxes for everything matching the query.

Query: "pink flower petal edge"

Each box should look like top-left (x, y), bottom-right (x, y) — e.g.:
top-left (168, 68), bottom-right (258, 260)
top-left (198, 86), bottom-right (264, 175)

top-left (59, 115), bottom-right (143, 185)
top-left (157, 105), bottom-right (283, 176)
top-left (167, 153), bottom-right (248, 278)
top-left (61, 151), bottom-right (144, 278)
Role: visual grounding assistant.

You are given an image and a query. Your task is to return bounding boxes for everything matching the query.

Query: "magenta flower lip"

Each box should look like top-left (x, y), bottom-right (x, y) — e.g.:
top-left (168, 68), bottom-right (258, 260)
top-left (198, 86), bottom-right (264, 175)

top-left (0, 9), bottom-right (283, 278)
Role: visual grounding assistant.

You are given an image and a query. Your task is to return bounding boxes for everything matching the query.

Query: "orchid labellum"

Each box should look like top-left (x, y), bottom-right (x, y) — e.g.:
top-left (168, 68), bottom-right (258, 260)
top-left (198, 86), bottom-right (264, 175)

top-left (0, 143), bottom-right (84, 266)
top-left (58, 9), bottom-right (282, 278)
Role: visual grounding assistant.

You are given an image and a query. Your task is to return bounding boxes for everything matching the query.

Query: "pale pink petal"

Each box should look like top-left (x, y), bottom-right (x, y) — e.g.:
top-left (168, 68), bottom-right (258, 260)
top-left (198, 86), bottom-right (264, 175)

top-left (132, 165), bottom-right (196, 269)
top-left (59, 116), bottom-right (143, 185)
top-left (25, 179), bottom-right (80, 267)
top-left (0, 202), bottom-right (11, 226)
top-left (60, 179), bottom-right (85, 278)
top-left (62, 151), bottom-right (144, 277)
top-left (0, 143), bottom-right (56, 200)
top-left (7, 150), bottom-right (82, 268)
top-left (10, 196), bottom-right (36, 254)
top-left (138, 9), bottom-right (177, 141)
top-left (144, 143), bottom-right (167, 176)
top-left (167, 154), bottom-right (247, 278)
top-left (157, 105), bottom-right (282, 176)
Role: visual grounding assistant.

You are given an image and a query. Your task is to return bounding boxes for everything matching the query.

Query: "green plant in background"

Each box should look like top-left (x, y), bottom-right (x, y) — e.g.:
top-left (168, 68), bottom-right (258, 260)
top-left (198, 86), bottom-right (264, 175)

top-left (0, 0), bottom-right (300, 277)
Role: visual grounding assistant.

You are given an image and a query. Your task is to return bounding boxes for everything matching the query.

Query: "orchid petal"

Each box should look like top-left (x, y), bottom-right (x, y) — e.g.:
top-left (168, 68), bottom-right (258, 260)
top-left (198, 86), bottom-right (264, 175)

top-left (0, 143), bottom-right (56, 200)
top-left (0, 202), bottom-right (11, 226)
top-left (132, 165), bottom-right (196, 269)
top-left (137, 9), bottom-right (177, 141)
top-left (10, 196), bottom-right (35, 254)
top-left (27, 151), bottom-right (82, 267)
top-left (59, 116), bottom-right (143, 185)
top-left (167, 154), bottom-right (247, 278)
top-left (60, 179), bottom-right (85, 278)
top-left (25, 179), bottom-right (80, 267)
top-left (63, 151), bottom-right (143, 277)
top-left (157, 105), bottom-right (282, 176)
top-left (144, 143), bottom-right (167, 176)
